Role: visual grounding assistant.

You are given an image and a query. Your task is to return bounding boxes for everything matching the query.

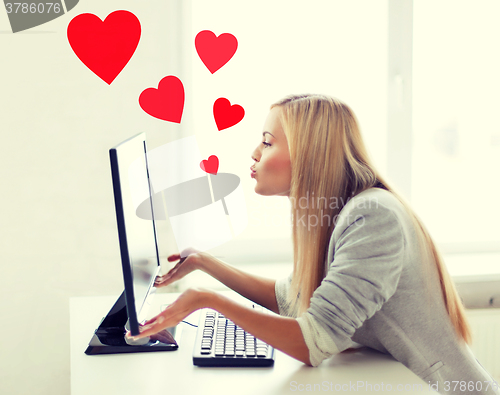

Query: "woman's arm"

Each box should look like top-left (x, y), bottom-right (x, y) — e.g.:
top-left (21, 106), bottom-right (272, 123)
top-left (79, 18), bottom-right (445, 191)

top-left (210, 290), bottom-right (311, 365)
top-left (198, 254), bottom-right (280, 314)
top-left (156, 251), bottom-right (280, 314)
top-left (129, 288), bottom-right (311, 366)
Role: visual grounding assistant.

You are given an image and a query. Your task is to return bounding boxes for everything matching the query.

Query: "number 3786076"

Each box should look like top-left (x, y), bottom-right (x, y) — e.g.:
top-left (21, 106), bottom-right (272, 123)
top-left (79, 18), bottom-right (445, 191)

top-left (5, 3), bottom-right (62, 14)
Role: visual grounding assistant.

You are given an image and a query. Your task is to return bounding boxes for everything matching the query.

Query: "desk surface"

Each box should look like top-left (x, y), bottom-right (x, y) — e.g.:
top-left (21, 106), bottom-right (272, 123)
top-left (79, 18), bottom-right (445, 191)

top-left (70, 292), bottom-right (434, 395)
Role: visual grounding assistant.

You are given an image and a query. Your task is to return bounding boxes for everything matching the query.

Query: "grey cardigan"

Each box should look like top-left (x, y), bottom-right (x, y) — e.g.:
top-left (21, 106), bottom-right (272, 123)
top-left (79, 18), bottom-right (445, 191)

top-left (275, 187), bottom-right (499, 395)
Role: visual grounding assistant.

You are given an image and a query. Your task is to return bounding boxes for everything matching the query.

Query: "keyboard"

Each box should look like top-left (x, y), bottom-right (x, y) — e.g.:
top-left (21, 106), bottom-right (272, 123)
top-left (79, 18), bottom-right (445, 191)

top-left (192, 308), bottom-right (275, 367)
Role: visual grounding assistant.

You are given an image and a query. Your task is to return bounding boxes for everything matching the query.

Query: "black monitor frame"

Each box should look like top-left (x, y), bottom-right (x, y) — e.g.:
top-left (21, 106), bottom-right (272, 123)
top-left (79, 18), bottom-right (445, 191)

top-left (110, 133), bottom-right (160, 336)
top-left (84, 133), bottom-right (178, 355)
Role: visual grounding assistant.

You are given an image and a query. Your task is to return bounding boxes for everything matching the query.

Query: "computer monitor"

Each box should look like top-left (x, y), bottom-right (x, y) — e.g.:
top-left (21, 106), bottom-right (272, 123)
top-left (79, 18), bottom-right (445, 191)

top-left (85, 133), bottom-right (178, 355)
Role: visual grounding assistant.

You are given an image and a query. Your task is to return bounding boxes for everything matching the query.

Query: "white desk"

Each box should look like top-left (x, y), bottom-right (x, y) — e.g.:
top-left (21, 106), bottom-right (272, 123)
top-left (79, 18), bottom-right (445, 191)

top-left (70, 292), bottom-right (434, 395)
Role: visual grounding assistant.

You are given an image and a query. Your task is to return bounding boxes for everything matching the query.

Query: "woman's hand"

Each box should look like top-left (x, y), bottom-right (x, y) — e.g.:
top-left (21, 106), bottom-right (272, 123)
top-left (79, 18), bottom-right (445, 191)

top-left (127, 288), bottom-right (312, 366)
top-left (155, 247), bottom-right (206, 288)
top-left (127, 288), bottom-right (213, 340)
top-left (156, 248), bottom-right (280, 314)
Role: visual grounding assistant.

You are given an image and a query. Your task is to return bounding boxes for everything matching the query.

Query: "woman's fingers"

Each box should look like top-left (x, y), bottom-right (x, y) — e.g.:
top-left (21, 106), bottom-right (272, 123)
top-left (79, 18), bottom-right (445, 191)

top-left (150, 329), bottom-right (177, 345)
top-left (155, 256), bottom-right (191, 287)
top-left (180, 247), bottom-right (200, 257)
top-left (133, 314), bottom-right (177, 339)
top-left (167, 253), bottom-right (181, 262)
top-left (128, 289), bottom-right (204, 340)
top-left (155, 264), bottom-right (180, 283)
top-left (126, 322), bottom-right (158, 340)
top-left (125, 324), bottom-right (155, 340)
top-left (155, 272), bottom-right (172, 284)
top-left (143, 311), bottom-right (167, 326)
top-left (143, 316), bottom-right (158, 326)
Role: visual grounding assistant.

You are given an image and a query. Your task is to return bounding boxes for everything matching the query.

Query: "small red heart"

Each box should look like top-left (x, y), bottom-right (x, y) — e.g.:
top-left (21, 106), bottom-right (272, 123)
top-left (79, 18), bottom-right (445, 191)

top-left (200, 155), bottom-right (219, 175)
top-left (195, 30), bottom-right (238, 74)
top-left (139, 76), bottom-right (185, 123)
top-left (213, 98), bottom-right (245, 131)
top-left (67, 11), bottom-right (141, 85)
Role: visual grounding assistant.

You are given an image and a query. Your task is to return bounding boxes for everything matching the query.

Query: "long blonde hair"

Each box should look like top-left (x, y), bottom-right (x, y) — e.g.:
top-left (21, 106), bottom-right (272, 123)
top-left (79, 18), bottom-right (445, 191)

top-left (271, 94), bottom-right (471, 344)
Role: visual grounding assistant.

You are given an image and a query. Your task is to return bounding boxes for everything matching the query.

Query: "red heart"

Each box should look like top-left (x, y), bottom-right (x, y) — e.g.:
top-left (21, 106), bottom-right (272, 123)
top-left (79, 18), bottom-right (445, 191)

top-left (200, 155), bottom-right (219, 175)
top-left (195, 30), bottom-right (238, 74)
top-left (67, 11), bottom-right (141, 85)
top-left (139, 76), bottom-right (185, 123)
top-left (213, 98), bottom-right (245, 131)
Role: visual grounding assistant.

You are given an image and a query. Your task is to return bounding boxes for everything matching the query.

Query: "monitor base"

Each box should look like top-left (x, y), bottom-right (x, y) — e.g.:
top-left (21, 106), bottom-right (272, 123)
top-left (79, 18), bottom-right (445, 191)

top-left (84, 291), bottom-right (178, 355)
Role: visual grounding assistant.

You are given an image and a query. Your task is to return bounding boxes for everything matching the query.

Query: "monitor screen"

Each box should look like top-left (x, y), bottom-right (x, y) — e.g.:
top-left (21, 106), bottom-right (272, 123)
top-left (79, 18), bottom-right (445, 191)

top-left (109, 132), bottom-right (160, 336)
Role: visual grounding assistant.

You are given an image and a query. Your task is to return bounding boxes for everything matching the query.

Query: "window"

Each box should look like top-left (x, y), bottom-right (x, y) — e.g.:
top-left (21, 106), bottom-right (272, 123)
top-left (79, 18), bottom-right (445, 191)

top-left (412, 0), bottom-right (500, 251)
top-left (168, 0), bottom-right (500, 265)
top-left (189, 0), bottom-right (388, 262)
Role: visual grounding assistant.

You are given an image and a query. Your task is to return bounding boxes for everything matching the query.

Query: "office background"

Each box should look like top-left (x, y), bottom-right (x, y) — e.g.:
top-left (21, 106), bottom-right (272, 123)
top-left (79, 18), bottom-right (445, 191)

top-left (1, 1), bottom-right (499, 394)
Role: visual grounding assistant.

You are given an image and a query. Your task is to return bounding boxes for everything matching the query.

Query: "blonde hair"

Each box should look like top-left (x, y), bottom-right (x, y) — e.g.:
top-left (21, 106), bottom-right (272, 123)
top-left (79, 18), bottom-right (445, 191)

top-left (271, 94), bottom-right (471, 344)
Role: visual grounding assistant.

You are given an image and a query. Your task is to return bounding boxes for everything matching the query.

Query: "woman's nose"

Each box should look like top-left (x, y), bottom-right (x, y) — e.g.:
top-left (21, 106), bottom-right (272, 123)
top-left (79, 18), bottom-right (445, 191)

top-left (251, 145), bottom-right (260, 162)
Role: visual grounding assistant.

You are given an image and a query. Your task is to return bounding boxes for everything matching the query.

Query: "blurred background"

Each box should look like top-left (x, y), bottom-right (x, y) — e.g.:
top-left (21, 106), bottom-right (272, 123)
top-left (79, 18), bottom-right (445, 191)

top-left (1, 0), bottom-right (499, 393)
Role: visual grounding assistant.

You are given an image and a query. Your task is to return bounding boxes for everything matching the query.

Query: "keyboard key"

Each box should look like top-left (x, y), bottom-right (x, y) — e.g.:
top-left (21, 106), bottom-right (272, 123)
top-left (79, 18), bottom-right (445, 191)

top-left (194, 308), bottom-right (274, 367)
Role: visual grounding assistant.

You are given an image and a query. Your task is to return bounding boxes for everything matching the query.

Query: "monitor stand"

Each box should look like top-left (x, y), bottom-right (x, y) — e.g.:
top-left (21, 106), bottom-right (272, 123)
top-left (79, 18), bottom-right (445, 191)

top-left (84, 291), bottom-right (179, 355)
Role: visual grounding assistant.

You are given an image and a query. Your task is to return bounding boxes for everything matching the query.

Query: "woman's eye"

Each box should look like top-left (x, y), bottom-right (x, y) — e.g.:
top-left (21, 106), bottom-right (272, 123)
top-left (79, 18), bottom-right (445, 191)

top-left (262, 142), bottom-right (271, 147)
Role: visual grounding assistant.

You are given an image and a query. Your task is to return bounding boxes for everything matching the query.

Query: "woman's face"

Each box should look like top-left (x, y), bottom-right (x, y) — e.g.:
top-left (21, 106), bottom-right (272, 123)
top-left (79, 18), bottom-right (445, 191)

top-left (250, 107), bottom-right (292, 196)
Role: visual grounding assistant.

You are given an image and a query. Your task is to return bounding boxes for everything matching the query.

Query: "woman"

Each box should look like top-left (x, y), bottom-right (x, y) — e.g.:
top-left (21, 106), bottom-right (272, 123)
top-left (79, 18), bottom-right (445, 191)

top-left (130, 94), bottom-right (499, 394)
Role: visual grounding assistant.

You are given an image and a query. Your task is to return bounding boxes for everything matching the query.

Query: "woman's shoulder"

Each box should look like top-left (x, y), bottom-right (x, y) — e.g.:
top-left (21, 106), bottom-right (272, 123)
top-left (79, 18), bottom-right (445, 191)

top-left (328, 187), bottom-right (411, 253)
top-left (328, 187), bottom-right (416, 259)
top-left (325, 187), bottom-right (409, 269)
top-left (347, 187), bottom-right (401, 210)
top-left (336, 187), bottom-right (405, 226)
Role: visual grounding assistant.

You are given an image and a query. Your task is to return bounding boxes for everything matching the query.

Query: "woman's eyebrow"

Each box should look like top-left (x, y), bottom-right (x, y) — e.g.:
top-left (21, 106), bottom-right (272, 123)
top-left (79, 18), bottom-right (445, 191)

top-left (263, 131), bottom-right (275, 138)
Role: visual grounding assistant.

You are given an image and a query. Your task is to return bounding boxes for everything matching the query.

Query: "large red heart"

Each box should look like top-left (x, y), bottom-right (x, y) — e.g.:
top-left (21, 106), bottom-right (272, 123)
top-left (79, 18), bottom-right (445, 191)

top-left (139, 76), bottom-right (185, 123)
top-left (195, 30), bottom-right (238, 74)
top-left (200, 155), bottom-right (219, 175)
top-left (67, 11), bottom-right (141, 85)
top-left (213, 98), bottom-right (245, 131)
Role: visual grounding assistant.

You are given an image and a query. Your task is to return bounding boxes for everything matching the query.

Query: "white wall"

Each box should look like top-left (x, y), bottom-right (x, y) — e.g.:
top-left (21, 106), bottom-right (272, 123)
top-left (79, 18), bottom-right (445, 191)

top-left (0, 1), bottom-right (184, 393)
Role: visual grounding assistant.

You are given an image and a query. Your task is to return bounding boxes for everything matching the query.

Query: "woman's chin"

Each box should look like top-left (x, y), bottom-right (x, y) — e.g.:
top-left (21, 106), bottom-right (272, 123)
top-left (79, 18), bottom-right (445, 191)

top-left (253, 184), bottom-right (264, 195)
top-left (254, 186), bottom-right (276, 197)
top-left (253, 183), bottom-right (267, 196)
top-left (253, 182), bottom-right (289, 197)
